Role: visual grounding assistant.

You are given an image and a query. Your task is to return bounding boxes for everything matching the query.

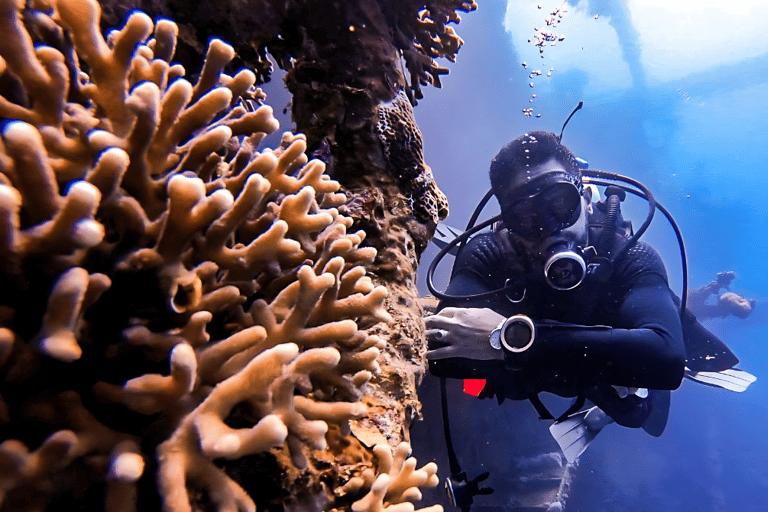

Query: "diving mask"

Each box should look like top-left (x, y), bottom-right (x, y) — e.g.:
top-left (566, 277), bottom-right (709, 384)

top-left (502, 171), bottom-right (583, 240)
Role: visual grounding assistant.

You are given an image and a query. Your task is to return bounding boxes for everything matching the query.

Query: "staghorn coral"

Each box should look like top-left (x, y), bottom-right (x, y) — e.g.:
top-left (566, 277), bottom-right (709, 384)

top-left (0, 1), bottom-right (441, 510)
top-left (94, 5), bottom-right (463, 435)
top-left (388, 0), bottom-right (479, 101)
top-left (336, 442), bottom-right (442, 512)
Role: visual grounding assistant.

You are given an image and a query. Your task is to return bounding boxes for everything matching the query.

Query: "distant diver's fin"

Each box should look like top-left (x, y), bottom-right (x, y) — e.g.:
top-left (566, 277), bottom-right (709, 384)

top-left (642, 389), bottom-right (670, 437)
top-left (432, 222), bottom-right (465, 255)
top-left (684, 367), bottom-right (756, 392)
top-left (549, 406), bottom-right (614, 464)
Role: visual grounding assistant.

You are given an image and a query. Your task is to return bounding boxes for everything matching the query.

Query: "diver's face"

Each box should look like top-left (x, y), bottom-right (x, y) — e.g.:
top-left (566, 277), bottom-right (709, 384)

top-left (500, 157), bottom-right (590, 260)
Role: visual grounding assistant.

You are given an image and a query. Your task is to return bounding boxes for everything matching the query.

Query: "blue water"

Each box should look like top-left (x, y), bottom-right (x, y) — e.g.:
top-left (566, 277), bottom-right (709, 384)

top-left (413, 1), bottom-right (768, 510)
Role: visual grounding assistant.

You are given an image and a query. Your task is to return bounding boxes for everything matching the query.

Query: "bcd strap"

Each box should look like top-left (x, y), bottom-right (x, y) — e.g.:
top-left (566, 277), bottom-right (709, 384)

top-left (527, 393), bottom-right (555, 420)
top-left (556, 396), bottom-right (586, 423)
top-left (440, 377), bottom-right (494, 511)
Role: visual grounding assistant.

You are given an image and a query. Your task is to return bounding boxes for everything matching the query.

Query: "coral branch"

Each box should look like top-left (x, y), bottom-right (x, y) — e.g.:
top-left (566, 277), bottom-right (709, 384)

top-left (340, 442), bottom-right (441, 512)
top-left (34, 266), bottom-right (90, 361)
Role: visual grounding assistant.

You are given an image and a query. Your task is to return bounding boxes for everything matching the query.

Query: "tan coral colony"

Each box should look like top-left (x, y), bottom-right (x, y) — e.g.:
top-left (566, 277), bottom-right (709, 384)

top-left (0, 0), bottom-right (441, 510)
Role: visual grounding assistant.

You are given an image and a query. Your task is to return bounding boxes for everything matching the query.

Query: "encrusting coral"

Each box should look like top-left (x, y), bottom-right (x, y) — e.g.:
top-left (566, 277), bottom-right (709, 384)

top-left (376, 90), bottom-right (448, 224)
top-left (0, 0), bottom-right (441, 510)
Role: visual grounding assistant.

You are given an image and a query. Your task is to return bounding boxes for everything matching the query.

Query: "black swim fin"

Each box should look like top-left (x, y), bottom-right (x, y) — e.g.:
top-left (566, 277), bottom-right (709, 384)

top-left (679, 304), bottom-right (739, 372)
top-left (432, 223), bottom-right (465, 255)
top-left (549, 406), bottom-right (614, 464)
top-left (642, 389), bottom-right (670, 437)
top-left (684, 367), bottom-right (756, 392)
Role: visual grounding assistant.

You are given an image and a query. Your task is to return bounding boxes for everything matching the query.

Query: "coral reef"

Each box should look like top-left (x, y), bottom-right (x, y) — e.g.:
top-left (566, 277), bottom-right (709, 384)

top-left (96, 0), bottom-right (467, 227)
top-left (92, 8), bottom-right (468, 454)
top-left (97, 0), bottom-right (477, 101)
top-left (390, 0), bottom-right (478, 102)
top-left (0, 1), bottom-right (442, 510)
top-left (377, 90), bottom-right (449, 225)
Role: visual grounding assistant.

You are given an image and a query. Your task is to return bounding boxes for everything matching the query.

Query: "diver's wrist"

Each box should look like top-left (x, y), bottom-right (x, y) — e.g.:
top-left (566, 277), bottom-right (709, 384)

top-left (489, 320), bottom-right (505, 350)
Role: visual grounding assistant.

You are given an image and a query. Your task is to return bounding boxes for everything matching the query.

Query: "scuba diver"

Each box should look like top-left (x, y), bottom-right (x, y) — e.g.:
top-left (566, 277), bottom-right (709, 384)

top-left (424, 126), bottom-right (754, 511)
top-left (687, 271), bottom-right (756, 321)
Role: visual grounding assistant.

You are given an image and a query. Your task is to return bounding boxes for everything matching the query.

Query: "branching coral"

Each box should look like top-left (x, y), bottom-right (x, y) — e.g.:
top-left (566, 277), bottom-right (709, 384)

top-left (389, 0), bottom-right (478, 101)
top-left (0, 0), bottom-right (438, 510)
top-left (336, 442), bottom-right (442, 512)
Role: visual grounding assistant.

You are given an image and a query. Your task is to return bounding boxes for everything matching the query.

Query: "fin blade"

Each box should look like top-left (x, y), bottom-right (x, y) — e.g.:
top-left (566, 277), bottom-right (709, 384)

top-left (549, 406), bottom-right (613, 464)
top-left (684, 367), bottom-right (756, 392)
top-left (642, 389), bottom-right (670, 437)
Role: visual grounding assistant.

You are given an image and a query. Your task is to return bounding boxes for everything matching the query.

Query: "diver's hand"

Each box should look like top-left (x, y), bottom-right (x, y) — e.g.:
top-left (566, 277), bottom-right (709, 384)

top-left (426, 307), bottom-right (505, 357)
top-left (425, 307), bottom-right (506, 379)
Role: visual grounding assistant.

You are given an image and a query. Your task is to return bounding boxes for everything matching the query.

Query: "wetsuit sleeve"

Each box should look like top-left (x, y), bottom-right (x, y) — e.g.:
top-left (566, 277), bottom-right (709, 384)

top-left (437, 234), bottom-right (522, 311)
top-left (524, 244), bottom-right (686, 390)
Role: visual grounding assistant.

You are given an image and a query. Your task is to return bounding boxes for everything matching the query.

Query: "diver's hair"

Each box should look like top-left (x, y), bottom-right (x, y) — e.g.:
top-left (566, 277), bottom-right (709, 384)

top-left (489, 131), bottom-right (580, 198)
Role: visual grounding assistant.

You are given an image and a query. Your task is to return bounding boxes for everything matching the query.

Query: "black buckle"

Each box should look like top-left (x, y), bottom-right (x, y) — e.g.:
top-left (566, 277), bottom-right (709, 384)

top-left (445, 471), bottom-right (493, 512)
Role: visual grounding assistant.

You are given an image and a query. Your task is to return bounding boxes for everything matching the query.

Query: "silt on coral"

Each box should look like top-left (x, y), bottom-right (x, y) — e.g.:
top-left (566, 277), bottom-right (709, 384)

top-left (0, 0), bottom-right (438, 510)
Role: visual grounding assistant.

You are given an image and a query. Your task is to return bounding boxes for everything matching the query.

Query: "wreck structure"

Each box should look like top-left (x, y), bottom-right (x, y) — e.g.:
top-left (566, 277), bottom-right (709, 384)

top-left (0, 0), bottom-right (476, 510)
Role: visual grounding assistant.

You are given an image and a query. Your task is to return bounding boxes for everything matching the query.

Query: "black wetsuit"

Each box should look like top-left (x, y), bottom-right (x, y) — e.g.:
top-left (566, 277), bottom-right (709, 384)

top-left (432, 229), bottom-right (687, 428)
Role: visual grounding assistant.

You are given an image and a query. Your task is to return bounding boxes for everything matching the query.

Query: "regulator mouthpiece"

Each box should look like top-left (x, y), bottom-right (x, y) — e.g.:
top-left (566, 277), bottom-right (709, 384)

top-left (544, 242), bottom-right (587, 290)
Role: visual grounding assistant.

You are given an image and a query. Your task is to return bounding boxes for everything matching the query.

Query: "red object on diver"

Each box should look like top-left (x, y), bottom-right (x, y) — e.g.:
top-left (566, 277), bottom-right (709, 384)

top-left (463, 379), bottom-right (486, 396)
